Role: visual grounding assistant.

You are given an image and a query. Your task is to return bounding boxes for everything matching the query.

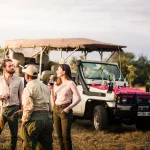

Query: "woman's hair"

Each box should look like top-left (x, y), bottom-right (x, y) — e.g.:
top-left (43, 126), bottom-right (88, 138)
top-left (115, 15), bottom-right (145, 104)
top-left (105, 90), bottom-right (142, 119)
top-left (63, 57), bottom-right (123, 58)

top-left (56, 64), bottom-right (72, 86)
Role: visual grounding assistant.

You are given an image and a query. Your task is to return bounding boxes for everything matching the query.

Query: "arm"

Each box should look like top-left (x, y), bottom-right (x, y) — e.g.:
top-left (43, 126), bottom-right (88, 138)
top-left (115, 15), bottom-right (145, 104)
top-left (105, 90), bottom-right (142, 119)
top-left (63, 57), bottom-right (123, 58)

top-left (0, 94), bottom-right (9, 100)
top-left (21, 88), bottom-right (34, 125)
top-left (51, 90), bottom-right (56, 102)
top-left (47, 88), bottom-right (53, 114)
top-left (48, 83), bottom-right (56, 102)
top-left (63, 81), bottom-right (81, 113)
top-left (15, 80), bottom-right (24, 115)
top-left (19, 80), bottom-right (24, 109)
top-left (68, 81), bottom-right (81, 109)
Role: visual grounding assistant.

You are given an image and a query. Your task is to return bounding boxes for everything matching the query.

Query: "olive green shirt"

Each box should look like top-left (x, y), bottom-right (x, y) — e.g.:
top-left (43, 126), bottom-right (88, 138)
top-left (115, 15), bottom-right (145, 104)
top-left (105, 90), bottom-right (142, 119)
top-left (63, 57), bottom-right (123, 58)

top-left (22, 79), bottom-right (51, 122)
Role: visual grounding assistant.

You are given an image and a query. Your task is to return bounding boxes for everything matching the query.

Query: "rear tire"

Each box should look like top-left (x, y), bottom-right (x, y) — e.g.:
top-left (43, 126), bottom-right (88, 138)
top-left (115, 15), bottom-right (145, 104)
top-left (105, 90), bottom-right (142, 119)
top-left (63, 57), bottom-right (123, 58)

top-left (93, 105), bottom-right (108, 131)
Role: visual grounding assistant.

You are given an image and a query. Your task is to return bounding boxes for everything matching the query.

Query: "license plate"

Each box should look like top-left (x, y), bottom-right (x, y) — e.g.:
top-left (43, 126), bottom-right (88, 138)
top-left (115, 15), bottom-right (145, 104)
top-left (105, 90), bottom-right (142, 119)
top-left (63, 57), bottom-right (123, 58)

top-left (137, 112), bottom-right (150, 116)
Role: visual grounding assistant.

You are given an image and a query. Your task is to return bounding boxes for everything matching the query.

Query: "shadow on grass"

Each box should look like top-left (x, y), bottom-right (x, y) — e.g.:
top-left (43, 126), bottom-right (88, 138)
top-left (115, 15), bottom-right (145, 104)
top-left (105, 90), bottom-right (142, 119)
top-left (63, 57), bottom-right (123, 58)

top-left (73, 119), bottom-right (138, 134)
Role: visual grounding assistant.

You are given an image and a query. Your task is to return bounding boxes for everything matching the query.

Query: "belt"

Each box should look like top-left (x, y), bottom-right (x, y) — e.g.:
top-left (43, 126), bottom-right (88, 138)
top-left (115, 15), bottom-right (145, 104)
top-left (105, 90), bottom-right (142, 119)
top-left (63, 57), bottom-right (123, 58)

top-left (4, 105), bottom-right (19, 108)
top-left (54, 103), bottom-right (71, 109)
top-left (32, 110), bottom-right (49, 114)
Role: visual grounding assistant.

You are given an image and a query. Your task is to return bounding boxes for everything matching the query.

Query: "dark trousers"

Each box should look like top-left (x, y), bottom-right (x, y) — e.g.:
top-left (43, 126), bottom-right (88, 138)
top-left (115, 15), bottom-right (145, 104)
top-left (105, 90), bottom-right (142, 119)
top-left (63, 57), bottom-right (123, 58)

top-left (0, 105), bottom-right (19, 150)
top-left (19, 113), bottom-right (53, 150)
top-left (53, 105), bottom-right (73, 150)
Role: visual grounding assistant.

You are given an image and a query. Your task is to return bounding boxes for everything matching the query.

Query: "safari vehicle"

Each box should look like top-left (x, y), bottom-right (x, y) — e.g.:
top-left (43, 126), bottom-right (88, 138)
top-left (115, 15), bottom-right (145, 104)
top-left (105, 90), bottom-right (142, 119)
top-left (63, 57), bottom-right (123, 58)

top-left (3, 38), bottom-right (150, 130)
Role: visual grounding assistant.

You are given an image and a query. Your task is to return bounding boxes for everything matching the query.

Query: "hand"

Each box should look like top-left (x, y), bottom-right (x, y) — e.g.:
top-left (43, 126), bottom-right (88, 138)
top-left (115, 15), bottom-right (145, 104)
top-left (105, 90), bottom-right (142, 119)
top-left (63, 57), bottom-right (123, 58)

top-left (1, 94), bottom-right (9, 100)
top-left (61, 107), bottom-right (70, 114)
top-left (47, 83), bottom-right (54, 91)
top-left (21, 121), bottom-right (27, 126)
top-left (15, 109), bottom-right (23, 116)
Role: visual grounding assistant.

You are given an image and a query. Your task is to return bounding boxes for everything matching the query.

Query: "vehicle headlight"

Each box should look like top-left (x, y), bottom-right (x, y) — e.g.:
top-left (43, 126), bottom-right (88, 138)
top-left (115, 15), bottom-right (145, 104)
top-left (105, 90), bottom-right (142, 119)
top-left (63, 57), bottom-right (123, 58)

top-left (115, 95), bottom-right (120, 100)
top-left (122, 98), bottom-right (127, 104)
top-left (115, 95), bottom-right (121, 103)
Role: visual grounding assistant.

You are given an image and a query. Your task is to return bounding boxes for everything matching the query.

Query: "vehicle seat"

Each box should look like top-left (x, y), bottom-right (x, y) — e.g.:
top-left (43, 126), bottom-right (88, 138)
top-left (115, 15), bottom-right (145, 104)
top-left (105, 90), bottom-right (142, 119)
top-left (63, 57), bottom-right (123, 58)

top-left (9, 52), bottom-right (25, 66)
top-left (35, 53), bottom-right (49, 70)
top-left (41, 64), bottom-right (59, 85)
top-left (25, 57), bottom-right (36, 64)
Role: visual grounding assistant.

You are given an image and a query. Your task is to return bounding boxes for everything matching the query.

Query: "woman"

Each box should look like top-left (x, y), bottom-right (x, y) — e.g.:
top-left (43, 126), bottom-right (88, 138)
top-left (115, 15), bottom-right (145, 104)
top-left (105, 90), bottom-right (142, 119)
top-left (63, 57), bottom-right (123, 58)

top-left (49, 64), bottom-right (81, 150)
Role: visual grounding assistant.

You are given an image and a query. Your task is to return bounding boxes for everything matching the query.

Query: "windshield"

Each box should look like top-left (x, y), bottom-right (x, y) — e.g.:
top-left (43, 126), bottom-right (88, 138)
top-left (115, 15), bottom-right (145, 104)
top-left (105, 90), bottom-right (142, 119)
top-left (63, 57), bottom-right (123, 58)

top-left (82, 62), bottom-right (124, 81)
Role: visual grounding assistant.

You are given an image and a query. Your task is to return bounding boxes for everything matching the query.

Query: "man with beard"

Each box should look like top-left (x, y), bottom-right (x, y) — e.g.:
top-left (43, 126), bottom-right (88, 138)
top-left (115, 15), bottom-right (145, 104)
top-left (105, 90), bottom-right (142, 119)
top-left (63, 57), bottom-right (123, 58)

top-left (0, 58), bottom-right (23, 150)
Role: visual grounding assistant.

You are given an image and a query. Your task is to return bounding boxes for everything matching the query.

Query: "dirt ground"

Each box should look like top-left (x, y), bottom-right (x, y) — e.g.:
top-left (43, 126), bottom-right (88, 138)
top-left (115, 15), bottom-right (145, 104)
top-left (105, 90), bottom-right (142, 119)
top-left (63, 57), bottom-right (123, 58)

top-left (0, 119), bottom-right (150, 150)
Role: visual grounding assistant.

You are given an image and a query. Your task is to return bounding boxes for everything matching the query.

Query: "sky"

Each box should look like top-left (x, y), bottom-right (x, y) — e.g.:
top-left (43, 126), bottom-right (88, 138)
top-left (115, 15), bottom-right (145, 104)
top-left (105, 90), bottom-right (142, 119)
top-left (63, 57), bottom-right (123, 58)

top-left (0, 0), bottom-right (150, 61)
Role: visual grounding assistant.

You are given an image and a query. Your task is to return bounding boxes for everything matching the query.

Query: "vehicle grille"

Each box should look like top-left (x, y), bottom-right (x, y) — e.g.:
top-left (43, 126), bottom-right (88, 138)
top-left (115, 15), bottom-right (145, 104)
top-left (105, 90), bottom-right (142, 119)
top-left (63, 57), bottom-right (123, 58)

top-left (117, 94), bottom-right (150, 105)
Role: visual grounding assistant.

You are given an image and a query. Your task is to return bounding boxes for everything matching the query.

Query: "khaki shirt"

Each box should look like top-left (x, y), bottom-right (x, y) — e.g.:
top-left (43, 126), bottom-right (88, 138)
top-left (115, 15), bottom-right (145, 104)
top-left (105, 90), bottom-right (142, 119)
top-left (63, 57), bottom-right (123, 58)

top-left (0, 75), bottom-right (24, 107)
top-left (22, 79), bottom-right (51, 122)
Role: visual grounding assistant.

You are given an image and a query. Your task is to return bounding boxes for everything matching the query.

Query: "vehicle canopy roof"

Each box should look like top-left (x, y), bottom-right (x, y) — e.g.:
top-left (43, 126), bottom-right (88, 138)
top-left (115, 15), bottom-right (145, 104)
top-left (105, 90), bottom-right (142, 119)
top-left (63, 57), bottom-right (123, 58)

top-left (5, 38), bottom-right (126, 52)
top-left (4, 38), bottom-right (127, 70)
top-left (3, 38), bottom-right (127, 79)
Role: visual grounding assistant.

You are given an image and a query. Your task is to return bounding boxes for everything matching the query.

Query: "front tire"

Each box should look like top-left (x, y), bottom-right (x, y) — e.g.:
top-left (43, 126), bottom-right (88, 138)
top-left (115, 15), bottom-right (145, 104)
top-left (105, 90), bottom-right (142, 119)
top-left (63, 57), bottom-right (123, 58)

top-left (93, 105), bottom-right (108, 131)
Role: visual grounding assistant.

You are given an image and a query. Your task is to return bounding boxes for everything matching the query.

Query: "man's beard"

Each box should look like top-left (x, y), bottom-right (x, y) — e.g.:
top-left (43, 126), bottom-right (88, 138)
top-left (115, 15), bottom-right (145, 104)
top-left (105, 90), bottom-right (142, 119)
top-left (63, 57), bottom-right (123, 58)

top-left (6, 69), bottom-right (15, 74)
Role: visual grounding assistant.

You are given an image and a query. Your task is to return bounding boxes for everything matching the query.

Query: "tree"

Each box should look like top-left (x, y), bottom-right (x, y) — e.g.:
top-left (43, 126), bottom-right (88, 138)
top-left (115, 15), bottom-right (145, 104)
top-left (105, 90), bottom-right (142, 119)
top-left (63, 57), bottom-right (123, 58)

top-left (108, 52), bottom-right (135, 79)
top-left (0, 46), bottom-right (4, 64)
top-left (132, 55), bottom-right (150, 86)
top-left (0, 46), bottom-right (4, 53)
top-left (69, 55), bottom-right (84, 71)
top-left (0, 46), bottom-right (3, 73)
top-left (107, 52), bottom-right (150, 86)
top-left (70, 56), bottom-right (78, 71)
top-left (126, 65), bottom-right (137, 87)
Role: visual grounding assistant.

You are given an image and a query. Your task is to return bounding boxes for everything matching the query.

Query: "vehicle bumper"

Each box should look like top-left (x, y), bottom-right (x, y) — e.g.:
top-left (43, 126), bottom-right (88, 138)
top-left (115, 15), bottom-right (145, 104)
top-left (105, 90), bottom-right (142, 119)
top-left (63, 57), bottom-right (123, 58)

top-left (113, 109), bottom-right (150, 118)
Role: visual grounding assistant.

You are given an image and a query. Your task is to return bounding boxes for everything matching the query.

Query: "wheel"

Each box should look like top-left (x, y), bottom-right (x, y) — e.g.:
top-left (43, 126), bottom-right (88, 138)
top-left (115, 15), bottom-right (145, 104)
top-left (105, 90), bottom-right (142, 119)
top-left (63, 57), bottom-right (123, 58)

top-left (93, 105), bottom-right (108, 131)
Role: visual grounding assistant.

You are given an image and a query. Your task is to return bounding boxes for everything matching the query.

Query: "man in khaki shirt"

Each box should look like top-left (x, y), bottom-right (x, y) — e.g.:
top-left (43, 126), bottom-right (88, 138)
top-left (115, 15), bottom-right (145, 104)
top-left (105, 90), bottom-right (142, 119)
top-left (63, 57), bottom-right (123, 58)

top-left (0, 58), bottom-right (23, 150)
top-left (19, 65), bottom-right (53, 150)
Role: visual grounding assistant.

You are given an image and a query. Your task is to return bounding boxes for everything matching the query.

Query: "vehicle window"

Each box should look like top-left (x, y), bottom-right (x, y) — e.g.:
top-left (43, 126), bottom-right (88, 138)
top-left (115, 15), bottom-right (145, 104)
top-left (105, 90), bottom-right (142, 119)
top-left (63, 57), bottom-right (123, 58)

top-left (82, 62), bottom-right (124, 81)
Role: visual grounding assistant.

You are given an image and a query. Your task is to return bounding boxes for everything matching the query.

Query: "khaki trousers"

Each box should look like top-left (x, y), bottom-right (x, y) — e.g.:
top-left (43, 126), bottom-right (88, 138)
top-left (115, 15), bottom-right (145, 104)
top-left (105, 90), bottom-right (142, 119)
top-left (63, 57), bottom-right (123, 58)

top-left (0, 105), bottom-right (19, 150)
top-left (19, 113), bottom-right (53, 150)
top-left (53, 105), bottom-right (73, 150)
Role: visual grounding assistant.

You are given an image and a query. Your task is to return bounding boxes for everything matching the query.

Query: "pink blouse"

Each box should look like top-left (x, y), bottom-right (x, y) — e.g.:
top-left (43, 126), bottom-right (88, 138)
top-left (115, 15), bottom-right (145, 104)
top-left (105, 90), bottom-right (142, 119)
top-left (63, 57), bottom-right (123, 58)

top-left (54, 80), bottom-right (81, 109)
